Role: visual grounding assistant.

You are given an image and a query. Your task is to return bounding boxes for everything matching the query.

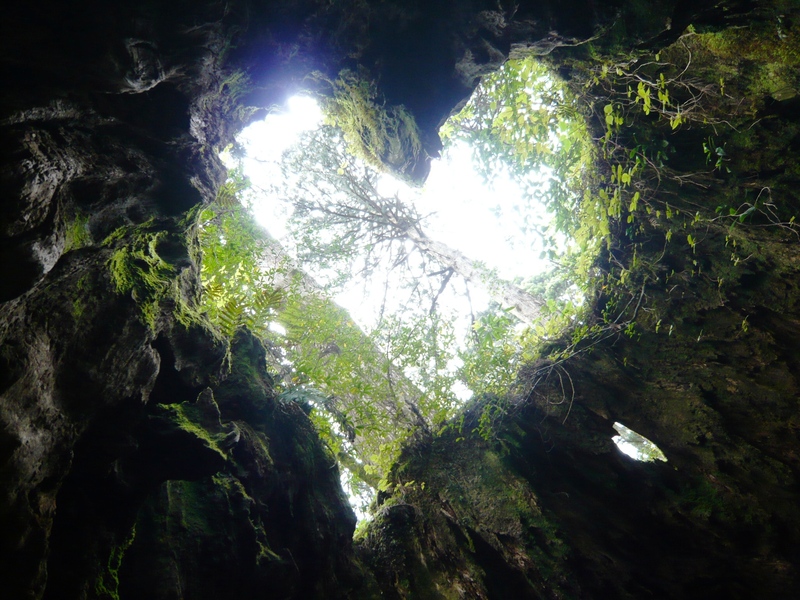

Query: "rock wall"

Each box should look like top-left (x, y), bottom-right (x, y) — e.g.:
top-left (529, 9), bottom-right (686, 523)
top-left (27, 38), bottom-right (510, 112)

top-left (3, 0), bottom-right (799, 599)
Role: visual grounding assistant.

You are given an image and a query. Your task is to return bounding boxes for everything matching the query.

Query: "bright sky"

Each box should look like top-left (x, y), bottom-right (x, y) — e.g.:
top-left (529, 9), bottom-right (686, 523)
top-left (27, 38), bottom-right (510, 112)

top-left (232, 95), bottom-right (552, 331)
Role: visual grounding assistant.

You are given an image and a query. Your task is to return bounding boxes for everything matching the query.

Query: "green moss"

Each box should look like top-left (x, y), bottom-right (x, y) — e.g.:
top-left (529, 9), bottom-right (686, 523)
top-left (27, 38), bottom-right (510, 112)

top-left (368, 430), bottom-right (574, 596)
top-left (674, 20), bottom-right (800, 109)
top-left (160, 402), bottom-right (229, 462)
top-left (104, 220), bottom-right (205, 331)
top-left (524, 513), bottom-right (569, 581)
top-left (168, 478), bottom-right (245, 537)
top-left (321, 68), bottom-right (422, 179)
top-left (64, 212), bottom-right (91, 252)
top-left (105, 222), bottom-right (171, 329)
top-left (70, 273), bottom-right (92, 321)
top-left (195, 69), bottom-right (258, 147)
top-left (94, 525), bottom-right (136, 600)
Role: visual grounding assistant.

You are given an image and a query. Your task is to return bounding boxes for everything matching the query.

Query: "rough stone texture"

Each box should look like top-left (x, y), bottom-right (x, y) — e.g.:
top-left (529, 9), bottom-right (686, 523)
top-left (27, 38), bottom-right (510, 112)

top-left (96, 336), bottom-right (360, 599)
top-left (0, 250), bottom-right (162, 598)
top-left (2, 0), bottom-right (799, 599)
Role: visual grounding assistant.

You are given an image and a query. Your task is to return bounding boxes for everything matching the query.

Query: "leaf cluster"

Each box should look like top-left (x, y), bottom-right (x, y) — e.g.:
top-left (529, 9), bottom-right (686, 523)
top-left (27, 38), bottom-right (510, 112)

top-left (441, 58), bottom-right (595, 244)
top-left (197, 199), bottom-right (289, 339)
top-left (321, 68), bottom-right (422, 178)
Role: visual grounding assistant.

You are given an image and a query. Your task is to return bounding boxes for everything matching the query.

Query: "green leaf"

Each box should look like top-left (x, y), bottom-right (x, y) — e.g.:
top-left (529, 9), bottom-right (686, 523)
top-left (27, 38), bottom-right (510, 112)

top-left (629, 192), bottom-right (640, 212)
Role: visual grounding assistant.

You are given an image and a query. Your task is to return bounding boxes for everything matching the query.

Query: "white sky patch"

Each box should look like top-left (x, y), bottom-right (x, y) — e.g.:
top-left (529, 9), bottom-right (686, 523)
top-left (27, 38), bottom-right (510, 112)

top-left (238, 95), bottom-right (323, 161)
top-left (612, 422), bottom-right (668, 462)
top-left (374, 142), bottom-right (551, 282)
top-left (335, 144), bottom-right (553, 335)
top-left (418, 142), bottom-right (550, 281)
top-left (230, 96), bottom-right (552, 298)
top-left (267, 321), bottom-right (287, 336)
top-left (227, 95), bottom-right (324, 241)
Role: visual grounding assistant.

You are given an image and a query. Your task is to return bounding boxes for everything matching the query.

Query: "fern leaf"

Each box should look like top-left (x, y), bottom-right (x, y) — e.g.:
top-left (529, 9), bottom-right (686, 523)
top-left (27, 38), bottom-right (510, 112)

top-left (218, 298), bottom-right (244, 337)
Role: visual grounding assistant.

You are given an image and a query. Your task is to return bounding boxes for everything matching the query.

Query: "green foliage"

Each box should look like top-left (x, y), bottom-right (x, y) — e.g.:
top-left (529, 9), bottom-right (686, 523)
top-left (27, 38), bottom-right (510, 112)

top-left (578, 25), bottom-right (793, 242)
top-left (678, 21), bottom-right (800, 106)
top-left (157, 401), bottom-right (230, 461)
top-left (218, 71), bottom-right (251, 105)
top-left (277, 293), bottom-right (441, 491)
top-left (279, 295), bottom-right (388, 403)
top-left (441, 58), bottom-right (596, 246)
top-left (320, 68), bottom-right (422, 177)
top-left (458, 306), bottom-right (521, 398)
top-left (197, 177), bottom-right (427, 492)
top-left (438, 56), bottom-right (640, 384)
top-left (587, 39), bottom-right (735, 133)
top-left (574, 20), bottom-right (800, 314)
top-left (375, 311), bottom-right (461, 426)
top-left (439, 56), bottom-right (617, 325)
top-left (214, 168), bottom-right (251, 208)
top-left (198, 203), bottom-right (288, 339)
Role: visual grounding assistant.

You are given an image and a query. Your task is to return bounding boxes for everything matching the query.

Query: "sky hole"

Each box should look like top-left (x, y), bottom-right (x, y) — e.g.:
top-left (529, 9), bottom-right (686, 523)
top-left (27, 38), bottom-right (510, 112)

top-left (612, 422), bottom-right (668, 463)
top-left (210, 58), bottom-right (596, 520)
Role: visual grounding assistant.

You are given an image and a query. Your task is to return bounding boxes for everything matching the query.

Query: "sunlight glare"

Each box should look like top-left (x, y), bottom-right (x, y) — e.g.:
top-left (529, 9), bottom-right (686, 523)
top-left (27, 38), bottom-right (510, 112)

top-left (268, 321), bottom-right (287, 336)
top-left (239, 95), bottom-right (323, 163)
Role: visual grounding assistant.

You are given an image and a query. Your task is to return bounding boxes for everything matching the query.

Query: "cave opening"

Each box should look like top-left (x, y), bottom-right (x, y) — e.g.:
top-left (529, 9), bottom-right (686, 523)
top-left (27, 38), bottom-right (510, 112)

top-left (198, 57), bottom-right (597, 518)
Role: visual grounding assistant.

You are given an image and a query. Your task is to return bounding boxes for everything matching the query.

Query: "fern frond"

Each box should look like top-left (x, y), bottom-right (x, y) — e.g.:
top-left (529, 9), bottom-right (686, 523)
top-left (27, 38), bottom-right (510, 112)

top-left (218, 298), bottom-right (244, 338)
top-left (203, 281), bottom-right (225, 303)
top-left (215, 181), bottom-right (239, 208)
top-left (253, 287), bottom-right (286, 313)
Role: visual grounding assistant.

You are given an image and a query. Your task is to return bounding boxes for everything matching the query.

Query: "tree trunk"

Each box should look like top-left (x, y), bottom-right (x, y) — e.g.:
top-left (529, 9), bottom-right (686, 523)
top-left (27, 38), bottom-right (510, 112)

top-left (406, 226), bottom-right (544, 324)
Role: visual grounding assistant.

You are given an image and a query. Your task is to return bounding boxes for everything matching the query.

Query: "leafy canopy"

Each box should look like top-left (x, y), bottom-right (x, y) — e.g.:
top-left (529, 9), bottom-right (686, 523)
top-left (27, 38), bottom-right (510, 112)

top-left (441, 58), bottom-right (595, 252)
